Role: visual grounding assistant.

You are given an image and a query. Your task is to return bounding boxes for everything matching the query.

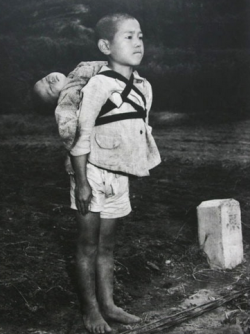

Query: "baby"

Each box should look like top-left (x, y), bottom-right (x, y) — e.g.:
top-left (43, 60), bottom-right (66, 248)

top-left (34, 71), bottom-right (67, 105)
top-left (34, 61), bottom-right (107, 174)
top-left (34, 61), bottom-right (107, 151)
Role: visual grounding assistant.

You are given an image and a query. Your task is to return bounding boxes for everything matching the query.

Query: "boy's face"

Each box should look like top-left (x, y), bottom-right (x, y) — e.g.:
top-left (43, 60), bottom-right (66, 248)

top-left (107, 19), bottom-right (144, 68)
top-left (34, 72), bottom-right (66, 104)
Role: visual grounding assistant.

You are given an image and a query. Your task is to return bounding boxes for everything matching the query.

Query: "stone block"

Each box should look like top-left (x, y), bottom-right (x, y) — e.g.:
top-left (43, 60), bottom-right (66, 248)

top-left (197, 199), bottom-right (243, 269)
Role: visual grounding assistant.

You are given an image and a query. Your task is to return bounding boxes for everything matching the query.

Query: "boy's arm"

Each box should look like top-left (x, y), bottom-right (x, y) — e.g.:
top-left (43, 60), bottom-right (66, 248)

top-left (56, 62), bottom-right (107, 151)
top-left (70, 154), bottom-right (92, 215)
top-left (70, 76), bottom-right (110, 157)
top-left (55, 80), bottom-right (86, 151)
top-left (69, 77), bottom-right (110, 214)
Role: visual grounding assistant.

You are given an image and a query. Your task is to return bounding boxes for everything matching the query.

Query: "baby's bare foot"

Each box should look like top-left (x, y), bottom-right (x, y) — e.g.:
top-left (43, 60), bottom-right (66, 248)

top-left (103, 305), bottom-right (141, 324)
top-left (83, 309), bottom-right (111, 333)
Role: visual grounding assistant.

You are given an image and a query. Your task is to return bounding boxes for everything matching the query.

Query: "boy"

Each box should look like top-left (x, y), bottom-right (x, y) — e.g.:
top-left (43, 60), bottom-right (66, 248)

top-left (35, 13), bottom-right (161, 334)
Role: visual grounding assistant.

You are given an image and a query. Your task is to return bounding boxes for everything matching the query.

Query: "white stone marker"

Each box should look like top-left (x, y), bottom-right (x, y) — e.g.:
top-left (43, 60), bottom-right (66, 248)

top-left (197, 199), bottom-right (243, 269)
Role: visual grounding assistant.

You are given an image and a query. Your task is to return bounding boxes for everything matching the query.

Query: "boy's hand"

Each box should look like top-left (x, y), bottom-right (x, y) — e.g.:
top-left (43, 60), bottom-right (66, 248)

top-left (70, 154), bottom-right (91, 215)
top-left (75, 181), bottom-right (92, 215)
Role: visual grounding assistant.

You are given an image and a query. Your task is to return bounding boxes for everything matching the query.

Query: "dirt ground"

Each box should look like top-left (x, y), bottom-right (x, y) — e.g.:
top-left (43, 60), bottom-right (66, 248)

top-left (0, 113), bottom-right (250, 334)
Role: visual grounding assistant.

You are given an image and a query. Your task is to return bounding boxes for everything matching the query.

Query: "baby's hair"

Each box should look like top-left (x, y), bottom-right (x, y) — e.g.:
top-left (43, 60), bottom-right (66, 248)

top-left (95, 13), bottom-right (137, 42)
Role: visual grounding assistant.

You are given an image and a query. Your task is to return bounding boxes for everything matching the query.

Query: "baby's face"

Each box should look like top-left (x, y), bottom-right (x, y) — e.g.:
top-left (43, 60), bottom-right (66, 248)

top-left (34, 72), bottom-right (66, 104)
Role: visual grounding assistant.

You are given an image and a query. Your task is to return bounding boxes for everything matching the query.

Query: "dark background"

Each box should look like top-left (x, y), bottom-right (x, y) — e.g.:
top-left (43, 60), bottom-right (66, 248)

top-left (1, 2), bottom-right (250, 332)
top-left (0, 0), bottom-right (249, 116)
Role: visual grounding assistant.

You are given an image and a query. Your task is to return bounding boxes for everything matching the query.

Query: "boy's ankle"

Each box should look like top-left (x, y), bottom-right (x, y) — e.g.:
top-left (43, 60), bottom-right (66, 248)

top-left (82, 302), bottom-right (100, 314)
top-left (99, 300), bottom-right (115, 310)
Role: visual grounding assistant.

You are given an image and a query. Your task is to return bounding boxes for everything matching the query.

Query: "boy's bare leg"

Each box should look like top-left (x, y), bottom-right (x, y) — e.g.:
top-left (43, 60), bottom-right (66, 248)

top-left (76, 212), bottom-right (111, 333)
top-left (97, 218), bottom-right (141, 324)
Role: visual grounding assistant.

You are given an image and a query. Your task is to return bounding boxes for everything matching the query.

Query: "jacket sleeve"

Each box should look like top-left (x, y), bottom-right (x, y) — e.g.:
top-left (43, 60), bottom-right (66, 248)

top-left (55, 80), bottom-right (86, 151)
top-left (70, 76), bottom-right (110, 156)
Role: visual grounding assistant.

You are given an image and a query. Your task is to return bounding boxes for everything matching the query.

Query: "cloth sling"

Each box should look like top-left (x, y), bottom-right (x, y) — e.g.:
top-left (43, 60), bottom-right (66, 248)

top-left (95, 70), bottom-right (147, 126)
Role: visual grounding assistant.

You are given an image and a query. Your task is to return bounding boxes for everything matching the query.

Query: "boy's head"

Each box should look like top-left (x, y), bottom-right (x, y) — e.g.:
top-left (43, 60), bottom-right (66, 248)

top-left (33, 72), bottom-right (67, 105)
top-left (96, 13), bottom-right (144, 68)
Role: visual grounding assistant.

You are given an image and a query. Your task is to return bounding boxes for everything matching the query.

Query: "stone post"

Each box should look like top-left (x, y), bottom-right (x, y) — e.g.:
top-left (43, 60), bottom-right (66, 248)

top-left (197, 199), bottom-right (243, 269)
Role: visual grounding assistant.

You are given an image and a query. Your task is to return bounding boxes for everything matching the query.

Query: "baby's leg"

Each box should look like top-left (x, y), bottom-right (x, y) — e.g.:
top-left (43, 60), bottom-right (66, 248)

top-left (76, 211), bottom-right (111, 333)
top-left (97, 218), bottom-right (141, 324)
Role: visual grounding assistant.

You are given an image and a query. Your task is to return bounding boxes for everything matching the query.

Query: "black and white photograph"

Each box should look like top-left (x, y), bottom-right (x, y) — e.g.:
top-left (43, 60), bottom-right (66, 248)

top-left (0, 1), bottom-right (250, 333)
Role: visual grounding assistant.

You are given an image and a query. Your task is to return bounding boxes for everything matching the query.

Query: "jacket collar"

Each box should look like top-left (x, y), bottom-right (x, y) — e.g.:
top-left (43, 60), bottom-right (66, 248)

top-left (99, 65), bottom-right (145, 84)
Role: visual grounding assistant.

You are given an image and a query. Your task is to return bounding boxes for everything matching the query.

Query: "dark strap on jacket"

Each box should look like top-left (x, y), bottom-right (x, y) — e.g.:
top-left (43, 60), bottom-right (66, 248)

top-left (95, 70), bottom-right (147, 126)
top-left (95, 110), bottom-right (146, 126)
top-left (99, 70), bottom-right (146, 106)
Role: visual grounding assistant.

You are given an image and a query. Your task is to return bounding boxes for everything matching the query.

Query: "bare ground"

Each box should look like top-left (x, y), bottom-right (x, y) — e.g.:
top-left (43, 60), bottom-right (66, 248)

top-left (0, 113), bottom-right (250, 334)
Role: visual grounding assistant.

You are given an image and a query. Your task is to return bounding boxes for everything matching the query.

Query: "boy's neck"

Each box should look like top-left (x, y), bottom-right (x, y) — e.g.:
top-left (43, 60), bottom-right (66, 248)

top-left (107, 62), bottom-right (133, 79)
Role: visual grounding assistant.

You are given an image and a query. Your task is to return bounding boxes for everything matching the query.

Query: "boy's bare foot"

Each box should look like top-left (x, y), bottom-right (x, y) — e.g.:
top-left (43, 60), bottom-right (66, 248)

top-left (103, 305), bottom-right (141, 324)
top-left (83, 309), bottom-right (112, 333)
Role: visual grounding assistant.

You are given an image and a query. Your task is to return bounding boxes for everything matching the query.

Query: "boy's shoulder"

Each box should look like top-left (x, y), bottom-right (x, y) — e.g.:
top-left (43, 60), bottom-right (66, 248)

top-left (133, 71), bottom-right (152, 99)
top-left (57, 62), bottom-right (108, 105)
top-left (133, 70), bottom-right (151, 86)
top-left (81, 66), bottom-right (119, 92)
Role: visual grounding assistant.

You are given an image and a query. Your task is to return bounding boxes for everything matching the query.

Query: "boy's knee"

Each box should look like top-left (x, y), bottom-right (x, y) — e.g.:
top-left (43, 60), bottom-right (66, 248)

top-left (76, 245), bottom-right (98, 261)
top-left (77, 237), bottom-right (98, 255)
top-left (98, 243), bottom-right (114, 256)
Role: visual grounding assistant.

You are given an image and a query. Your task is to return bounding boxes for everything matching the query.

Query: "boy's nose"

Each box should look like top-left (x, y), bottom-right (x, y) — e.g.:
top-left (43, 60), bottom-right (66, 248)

top-left (134, 38), bottom-right (142, 47)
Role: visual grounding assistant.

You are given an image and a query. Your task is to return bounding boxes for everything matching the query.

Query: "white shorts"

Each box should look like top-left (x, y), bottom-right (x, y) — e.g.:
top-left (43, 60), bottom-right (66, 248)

top-left (70, 163), bottom-right (131, 219)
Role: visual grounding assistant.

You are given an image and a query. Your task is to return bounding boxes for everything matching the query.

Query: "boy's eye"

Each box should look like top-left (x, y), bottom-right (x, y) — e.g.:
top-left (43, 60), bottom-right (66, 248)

top-left (139, 35), bottom-right (143, 40)
top-left (126, 35), bottom-right (132, 39)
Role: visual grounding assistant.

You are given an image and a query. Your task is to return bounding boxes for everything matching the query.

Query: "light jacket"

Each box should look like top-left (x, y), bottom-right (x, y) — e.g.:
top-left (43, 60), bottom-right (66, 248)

top-left (70, 66), bottom-right (161, 177)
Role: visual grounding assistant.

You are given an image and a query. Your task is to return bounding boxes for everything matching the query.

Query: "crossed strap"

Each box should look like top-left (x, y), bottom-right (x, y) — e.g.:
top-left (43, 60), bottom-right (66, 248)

top-left (95, 70), bottom-right (147, 126)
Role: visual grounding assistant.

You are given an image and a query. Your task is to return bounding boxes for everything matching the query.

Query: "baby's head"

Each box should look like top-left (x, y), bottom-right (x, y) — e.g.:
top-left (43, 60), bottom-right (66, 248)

top-left (33, 72), bottom-right (67, 106)
top-left (96, 13), bottom-right (144, 67)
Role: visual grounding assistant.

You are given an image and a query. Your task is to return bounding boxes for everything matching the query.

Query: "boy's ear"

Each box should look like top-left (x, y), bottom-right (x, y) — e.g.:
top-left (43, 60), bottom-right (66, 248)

top-left (98, 39), bottom-right (111, 55)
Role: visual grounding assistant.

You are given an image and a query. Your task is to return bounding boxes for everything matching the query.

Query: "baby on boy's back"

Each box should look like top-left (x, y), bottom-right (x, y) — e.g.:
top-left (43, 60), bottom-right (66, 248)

top-left (34, 61), bottom-right (107, 150)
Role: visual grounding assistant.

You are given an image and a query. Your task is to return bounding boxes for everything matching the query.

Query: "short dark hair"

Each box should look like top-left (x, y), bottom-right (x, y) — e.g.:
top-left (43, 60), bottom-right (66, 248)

top-left (95, 13), bottom-right (137, 42)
